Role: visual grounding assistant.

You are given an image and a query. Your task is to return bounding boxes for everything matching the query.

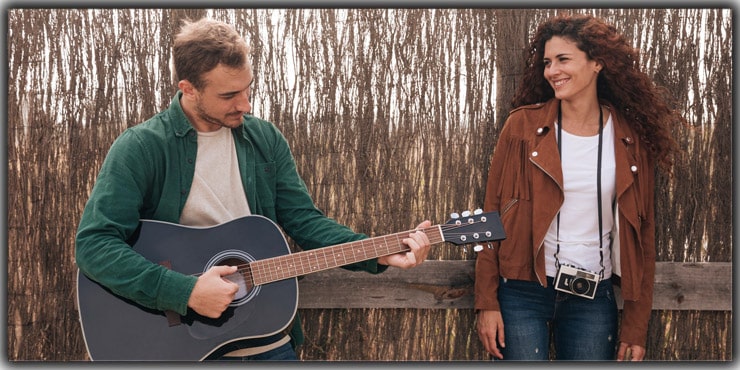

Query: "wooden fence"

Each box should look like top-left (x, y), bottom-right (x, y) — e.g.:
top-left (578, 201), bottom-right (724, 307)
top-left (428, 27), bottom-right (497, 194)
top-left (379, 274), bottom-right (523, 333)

top-left (294, 260), bottom-right (731, 361)
top-left (298, 261), bottom-right (732, 311)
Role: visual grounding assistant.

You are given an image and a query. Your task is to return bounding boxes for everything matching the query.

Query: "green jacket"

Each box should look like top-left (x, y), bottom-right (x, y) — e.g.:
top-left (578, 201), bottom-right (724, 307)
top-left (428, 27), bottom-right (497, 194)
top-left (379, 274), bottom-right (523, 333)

top-left (75, 92), bottom-right (386, 347)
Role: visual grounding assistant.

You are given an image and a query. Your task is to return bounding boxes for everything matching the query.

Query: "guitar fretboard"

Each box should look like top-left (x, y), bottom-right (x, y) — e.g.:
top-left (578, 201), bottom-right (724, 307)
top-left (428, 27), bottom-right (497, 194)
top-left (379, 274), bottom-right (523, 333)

top-left (246, 226), bottom-right (444, 286)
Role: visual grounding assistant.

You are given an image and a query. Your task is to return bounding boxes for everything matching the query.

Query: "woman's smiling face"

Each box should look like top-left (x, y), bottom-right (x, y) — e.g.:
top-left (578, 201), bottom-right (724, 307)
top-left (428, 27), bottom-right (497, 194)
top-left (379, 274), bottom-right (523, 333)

top-left (543, 36), bottom-right (602, 103)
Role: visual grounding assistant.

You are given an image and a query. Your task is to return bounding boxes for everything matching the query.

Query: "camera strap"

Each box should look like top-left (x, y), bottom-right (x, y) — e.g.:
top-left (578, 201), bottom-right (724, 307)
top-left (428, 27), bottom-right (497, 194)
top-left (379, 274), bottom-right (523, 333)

top-left (555, 101), bottom-right (606, 280)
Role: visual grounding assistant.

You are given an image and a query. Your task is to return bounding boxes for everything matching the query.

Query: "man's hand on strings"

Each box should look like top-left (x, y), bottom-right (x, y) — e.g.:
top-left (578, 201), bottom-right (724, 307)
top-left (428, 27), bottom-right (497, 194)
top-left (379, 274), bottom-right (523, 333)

top-left (378, 220), bottom-right (432, 268)
top-left (188, 265), bottom-right (239, 318)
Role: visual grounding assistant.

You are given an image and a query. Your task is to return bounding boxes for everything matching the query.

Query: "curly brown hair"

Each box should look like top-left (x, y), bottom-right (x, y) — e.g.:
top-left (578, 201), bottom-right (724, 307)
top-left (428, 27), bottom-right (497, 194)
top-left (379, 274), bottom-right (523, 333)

top-left (511, 13), bottom-right (681, 172)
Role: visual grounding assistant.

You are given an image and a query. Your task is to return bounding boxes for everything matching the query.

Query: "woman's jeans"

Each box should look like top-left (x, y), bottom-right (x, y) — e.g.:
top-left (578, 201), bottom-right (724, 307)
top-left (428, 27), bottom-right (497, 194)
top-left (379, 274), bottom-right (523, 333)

top-left (497, 276), bottom-right (618, 360)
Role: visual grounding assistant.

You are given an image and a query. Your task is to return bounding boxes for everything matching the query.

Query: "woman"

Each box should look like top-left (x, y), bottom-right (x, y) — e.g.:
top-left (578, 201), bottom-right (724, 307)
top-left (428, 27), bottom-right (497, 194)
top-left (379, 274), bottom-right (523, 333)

top-left (474, 14), bottom-right (681, 361)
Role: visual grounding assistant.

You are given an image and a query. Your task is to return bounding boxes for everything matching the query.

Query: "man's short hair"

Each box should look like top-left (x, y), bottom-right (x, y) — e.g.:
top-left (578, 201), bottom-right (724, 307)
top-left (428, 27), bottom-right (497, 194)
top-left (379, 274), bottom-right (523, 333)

top-left (173, 18), bottom-right (251, 90)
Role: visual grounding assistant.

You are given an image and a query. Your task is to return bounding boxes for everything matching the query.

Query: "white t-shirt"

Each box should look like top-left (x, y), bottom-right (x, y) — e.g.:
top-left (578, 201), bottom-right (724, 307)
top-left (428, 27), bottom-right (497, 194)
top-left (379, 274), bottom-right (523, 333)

top-left (544, 114), bottom-right (616, 279)
top-left (179, 126), bottom-right (251, 226)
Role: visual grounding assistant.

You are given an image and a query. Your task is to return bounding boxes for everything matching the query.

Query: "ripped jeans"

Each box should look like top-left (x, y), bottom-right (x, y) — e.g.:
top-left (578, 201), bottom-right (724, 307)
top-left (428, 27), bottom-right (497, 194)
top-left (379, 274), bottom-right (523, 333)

top-left (497, 276), bottom-right (618, 360)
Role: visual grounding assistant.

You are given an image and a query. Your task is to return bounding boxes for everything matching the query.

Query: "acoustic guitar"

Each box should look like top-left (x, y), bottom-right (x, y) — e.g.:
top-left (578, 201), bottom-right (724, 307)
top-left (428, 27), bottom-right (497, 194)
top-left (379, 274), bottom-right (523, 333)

top-left (77, 211), bottom-right (504, 360)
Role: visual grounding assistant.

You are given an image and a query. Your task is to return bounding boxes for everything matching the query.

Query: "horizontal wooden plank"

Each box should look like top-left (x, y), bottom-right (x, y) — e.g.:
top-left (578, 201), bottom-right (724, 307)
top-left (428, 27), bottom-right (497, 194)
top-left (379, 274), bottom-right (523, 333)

top-left (297, 261), bottom-right (731, 311)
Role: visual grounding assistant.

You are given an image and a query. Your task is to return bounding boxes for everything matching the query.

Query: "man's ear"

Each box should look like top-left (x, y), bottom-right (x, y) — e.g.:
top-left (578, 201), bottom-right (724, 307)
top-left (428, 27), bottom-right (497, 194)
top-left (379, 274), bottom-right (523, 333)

top-left (178, 80), bottom-right (196, 97)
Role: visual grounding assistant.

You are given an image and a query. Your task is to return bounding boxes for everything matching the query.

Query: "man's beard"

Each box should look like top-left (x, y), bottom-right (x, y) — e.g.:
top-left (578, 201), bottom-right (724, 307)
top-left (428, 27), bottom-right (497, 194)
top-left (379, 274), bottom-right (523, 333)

top-left (195, 102), bottom-right (243, 129)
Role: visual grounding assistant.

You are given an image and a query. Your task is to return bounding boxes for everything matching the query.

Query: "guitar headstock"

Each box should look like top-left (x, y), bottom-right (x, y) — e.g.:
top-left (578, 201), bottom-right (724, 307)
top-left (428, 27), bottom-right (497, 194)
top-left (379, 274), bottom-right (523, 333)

top-left (441, 209), bottom-right (506, 246)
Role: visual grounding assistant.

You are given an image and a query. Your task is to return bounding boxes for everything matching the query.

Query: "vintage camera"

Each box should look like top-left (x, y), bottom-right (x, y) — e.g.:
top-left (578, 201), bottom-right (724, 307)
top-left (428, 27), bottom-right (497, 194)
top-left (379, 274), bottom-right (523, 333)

top-left (554, 264), bottom-right (599, 299)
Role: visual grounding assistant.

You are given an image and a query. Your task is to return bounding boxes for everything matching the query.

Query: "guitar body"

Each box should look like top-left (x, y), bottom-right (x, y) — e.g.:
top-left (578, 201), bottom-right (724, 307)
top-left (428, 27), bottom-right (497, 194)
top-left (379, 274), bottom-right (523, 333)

top-left (76, 215), bottom-right (298, 361)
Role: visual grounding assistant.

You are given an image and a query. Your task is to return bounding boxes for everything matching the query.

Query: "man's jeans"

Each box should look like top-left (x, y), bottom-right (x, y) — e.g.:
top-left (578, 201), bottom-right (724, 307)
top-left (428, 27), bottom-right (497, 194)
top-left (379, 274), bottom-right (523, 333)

top-left (218, 341), bottom-right (298, 361)
top-left (497, 276), bottom-right (618, 360)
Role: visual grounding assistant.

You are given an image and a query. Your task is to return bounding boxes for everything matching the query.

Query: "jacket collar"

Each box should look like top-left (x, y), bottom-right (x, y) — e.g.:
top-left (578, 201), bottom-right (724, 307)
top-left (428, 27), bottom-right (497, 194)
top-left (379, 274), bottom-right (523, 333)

top-left (166, 91), bottom-right (250, 140)
top-left (529, 99), bottom-right (638, 198)
top-left (167, 91), bottom-right (196, 138)
top-left (608, 104), bottom-right (638, 200)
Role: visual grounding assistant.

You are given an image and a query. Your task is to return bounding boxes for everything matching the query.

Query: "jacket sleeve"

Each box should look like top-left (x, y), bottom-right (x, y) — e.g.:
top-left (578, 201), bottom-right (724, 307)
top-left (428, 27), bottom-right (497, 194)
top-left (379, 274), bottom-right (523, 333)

top-left (75, 129), bottom-right (197, 315)
top-left (618, 158), bottom-right (657, 348)
top-left (265, 124), bottom-right (387, 274)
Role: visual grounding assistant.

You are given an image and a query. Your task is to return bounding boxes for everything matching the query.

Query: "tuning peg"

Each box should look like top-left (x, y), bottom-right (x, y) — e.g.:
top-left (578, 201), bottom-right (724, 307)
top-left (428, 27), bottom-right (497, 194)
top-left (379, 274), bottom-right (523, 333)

top-left (450, 212), bottom-right (460, 219)
top-left (474, 209), bottom-right (483, 215)
top-left (473, 244), bottom-right (484, 252)
top-left (461, 210), bottom-right (471, 217)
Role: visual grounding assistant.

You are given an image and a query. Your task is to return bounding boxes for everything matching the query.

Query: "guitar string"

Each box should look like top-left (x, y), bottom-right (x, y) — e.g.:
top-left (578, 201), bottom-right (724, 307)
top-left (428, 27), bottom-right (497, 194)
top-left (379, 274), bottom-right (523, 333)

top-left (191, 220), bottom-right (492, 286)
top-left (191, 221), bottom-right (488, 280)
top-left (248, 222), bottom-right (485, 286)
top-left (245, 230), bottom-right (444, 285)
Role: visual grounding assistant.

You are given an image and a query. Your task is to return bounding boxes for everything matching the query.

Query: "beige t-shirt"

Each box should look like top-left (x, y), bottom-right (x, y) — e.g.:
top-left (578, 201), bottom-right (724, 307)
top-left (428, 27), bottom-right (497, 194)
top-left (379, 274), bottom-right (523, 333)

top-left (180, 127), bottom-right (251, 227)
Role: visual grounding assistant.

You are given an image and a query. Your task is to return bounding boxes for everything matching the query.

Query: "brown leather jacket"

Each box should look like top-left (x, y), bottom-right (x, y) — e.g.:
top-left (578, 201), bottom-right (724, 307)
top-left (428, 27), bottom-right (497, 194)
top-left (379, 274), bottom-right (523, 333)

top-left (475, 98), bottom-right (656, 348)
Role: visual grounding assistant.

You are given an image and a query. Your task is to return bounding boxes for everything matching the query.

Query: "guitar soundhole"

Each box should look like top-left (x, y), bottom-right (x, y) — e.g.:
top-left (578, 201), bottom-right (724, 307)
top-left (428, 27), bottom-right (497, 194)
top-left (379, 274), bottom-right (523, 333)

top-left (206, 250), bottom-right (260, 307)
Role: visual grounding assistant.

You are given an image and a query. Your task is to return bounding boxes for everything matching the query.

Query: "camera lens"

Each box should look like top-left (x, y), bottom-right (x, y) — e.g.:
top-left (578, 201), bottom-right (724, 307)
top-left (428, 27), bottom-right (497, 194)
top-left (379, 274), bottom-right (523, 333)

top-left (571, 278), bottom-right (590, 295)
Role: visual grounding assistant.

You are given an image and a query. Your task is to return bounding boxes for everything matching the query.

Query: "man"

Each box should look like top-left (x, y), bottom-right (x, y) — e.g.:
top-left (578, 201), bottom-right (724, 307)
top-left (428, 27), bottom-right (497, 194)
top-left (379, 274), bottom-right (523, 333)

top-left (75, 17), bottom-right (431, 361)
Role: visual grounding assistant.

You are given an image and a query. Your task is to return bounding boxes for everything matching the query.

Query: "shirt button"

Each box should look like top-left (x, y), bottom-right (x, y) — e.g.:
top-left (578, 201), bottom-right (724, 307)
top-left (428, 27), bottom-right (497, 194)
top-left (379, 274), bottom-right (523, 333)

top-left (536, 127), bottom-right (544, 135)
top-left (532, 151), bottom-right (539, 157)
top-left (631, 165), bottom-right (638, 173)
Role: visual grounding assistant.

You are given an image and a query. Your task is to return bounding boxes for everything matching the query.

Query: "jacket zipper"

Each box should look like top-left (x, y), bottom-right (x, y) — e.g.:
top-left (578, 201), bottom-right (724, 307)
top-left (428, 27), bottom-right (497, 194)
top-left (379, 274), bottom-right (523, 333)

top-left (501, 198), bottom-right (518, 215)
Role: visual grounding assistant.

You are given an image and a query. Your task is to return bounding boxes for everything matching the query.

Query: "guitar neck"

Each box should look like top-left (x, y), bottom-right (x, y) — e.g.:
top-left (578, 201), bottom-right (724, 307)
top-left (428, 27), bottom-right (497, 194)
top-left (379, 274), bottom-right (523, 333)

top-left (248, 226), bottom-right (444, 286)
